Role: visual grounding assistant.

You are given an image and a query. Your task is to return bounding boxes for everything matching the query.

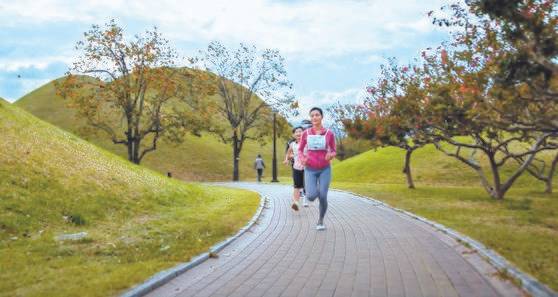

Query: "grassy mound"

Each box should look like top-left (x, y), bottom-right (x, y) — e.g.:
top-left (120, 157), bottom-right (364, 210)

top-left (0, 100), bottom-right (259, 296)
top-left (333, 143), bottom-right (553, 188)
top-left (15, 75), bottom-right (290, 182)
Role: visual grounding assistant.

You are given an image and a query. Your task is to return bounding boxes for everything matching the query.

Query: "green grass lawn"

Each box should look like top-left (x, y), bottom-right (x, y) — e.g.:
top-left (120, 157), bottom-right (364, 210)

top-left (331, 144), bottom-right (558, 291)
top-left (0, 101), bottom-right (260, 297)
top-left (14, 76), bottom-right (290, 182)
top-left (333, 143), bottom-right (554, 187)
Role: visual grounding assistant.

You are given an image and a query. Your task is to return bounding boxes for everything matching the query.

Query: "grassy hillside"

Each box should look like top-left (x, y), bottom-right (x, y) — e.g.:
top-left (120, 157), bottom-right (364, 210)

top-left (333, 142), bottom-right (554, 188)
top-left (0, 100), bottom-right (259, 296)
top-left (15, 75), bottom-right (290, 181)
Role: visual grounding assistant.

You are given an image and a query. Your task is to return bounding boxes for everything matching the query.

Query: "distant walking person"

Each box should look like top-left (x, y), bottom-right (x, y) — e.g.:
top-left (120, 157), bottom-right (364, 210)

top-left (284, 126), bottom-right (306, 211)
top-left (254, 154), bottom-right (265, 182)
top-left (298, 107), bottom-right (336, 230)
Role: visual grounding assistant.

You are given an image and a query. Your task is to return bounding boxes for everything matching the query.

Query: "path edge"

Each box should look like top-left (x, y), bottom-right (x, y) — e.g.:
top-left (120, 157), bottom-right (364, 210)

top-left (120, 190), bottom-right (268, 297)
top-left (333, 188), bottom-right (557, 297)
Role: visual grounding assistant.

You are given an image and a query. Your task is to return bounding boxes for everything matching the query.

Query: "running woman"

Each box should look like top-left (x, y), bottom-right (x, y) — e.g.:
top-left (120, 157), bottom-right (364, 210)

top-left (298, 107), bottom-right (336, 230)
top-left (284, 126), bottom-right (305, 211)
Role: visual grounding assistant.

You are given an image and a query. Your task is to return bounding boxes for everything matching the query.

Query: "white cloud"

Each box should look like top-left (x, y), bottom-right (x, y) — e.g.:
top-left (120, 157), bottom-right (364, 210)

top-left (359, 54), bottom-right (385, 65)
top-left (0, 56), bottom-right (73, 72)
top-left (0, 0), bottom-right (118, 24)
top-left (291, 87), bottom-right (366, 124)
top-left (0, 0), bottom-right (453, 104)
top-left (0, 0), bottom-right (449, 59)
top-left (138, 0), bottom-right (448, 58)
top-left (299, 88), bottom-right (366, 107)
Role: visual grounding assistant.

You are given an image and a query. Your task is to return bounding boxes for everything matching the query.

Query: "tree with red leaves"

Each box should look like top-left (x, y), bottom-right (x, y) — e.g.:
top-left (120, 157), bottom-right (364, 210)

top-left (338, 59), bottom-right (434, 189)
top-left (424, 3), bottom-right (557, 199)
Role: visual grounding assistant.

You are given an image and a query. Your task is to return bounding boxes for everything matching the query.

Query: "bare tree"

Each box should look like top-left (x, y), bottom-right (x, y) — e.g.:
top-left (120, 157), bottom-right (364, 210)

top-left (192, 41), bottom-right (296, 181)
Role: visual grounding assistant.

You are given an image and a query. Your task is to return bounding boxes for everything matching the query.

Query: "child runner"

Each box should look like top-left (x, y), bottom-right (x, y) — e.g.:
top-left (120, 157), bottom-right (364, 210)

top-left (298, 107), bottom-right (336, 230)
top-left (285, 136), bottom-right (307, 205)
top-left (284, 126), bottom-right (307, 211)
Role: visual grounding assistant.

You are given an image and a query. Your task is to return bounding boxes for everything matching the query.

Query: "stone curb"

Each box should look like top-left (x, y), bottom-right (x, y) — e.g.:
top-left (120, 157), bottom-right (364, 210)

top-left (120, 192), bottom-right (268, 297)
top-left (333, 188), bottom-right (557, 297)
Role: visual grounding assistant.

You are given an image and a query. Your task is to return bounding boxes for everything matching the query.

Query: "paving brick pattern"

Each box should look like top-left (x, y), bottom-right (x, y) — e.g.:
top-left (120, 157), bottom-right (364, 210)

top-left (146, 183), bottom-right (523, 297)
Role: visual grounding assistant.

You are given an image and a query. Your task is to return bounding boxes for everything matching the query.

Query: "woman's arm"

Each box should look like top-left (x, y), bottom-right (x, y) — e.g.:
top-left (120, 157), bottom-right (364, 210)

top-left (326, 131), bottom-right (337, 160)
top-left (284, 146), bottom-right (293, 164)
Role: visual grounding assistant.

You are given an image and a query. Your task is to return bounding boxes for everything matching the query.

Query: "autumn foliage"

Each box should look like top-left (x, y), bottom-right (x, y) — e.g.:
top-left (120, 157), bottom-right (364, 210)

top-left (338, 1), bottom-right (557, 199)
top-left (56, 20), bottom-right (216, 164)
top-left (339, 59), bottom-right (434, 189)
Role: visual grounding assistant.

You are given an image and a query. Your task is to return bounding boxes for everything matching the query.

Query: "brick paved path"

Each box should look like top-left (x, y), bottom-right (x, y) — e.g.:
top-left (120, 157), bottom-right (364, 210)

top-left (146, 183), bottom-right (523, 297)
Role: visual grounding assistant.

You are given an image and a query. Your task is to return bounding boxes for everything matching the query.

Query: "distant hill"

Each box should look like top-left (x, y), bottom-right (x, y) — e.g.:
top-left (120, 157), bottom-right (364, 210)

top-left (15, 72), bottom-right (291, 181)
top-left (332, 142), bottom-right (554, 189)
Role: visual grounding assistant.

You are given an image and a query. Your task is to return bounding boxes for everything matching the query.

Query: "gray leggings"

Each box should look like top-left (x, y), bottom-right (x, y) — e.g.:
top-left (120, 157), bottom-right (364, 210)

top-left (304, 165), bottom-right (331, 222)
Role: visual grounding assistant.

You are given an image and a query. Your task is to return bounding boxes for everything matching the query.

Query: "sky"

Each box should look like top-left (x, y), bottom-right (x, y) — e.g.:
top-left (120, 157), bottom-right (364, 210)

top-left (0, 0), bottom-right (451, 120)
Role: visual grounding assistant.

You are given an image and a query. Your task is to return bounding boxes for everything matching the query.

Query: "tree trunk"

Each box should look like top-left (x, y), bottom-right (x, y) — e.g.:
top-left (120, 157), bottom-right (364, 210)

top-left (474, 167), bottom-right (496, 197)
top-left (545, 153), bottom-right (558, 194)
top-left (487, 152), bottom-right (504, 200)
top-left (403, 149), bottom-right (415, 189)
top-left (499, 136), bottom-right (549, 198)
top-left (545, 179), bottom-right (552, 194)
top-left (127, 142), bottom-right (134, 163)
top-left (232, 132), bottom-right (240, 181)
top-left (132, 138), bottom-right (141, 164)
top-left (126, 131), bottom-right (134, 163)
top-left (515, 149), bottom-right (557, 194)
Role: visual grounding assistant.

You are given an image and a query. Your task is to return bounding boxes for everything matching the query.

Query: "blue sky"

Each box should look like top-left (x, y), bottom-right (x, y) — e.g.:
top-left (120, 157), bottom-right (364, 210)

top-left (0, 0), bottom-right (451, 114)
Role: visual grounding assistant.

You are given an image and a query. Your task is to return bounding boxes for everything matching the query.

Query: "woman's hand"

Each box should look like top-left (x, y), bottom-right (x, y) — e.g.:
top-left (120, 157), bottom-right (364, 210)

top-left (284, 150), bottom-right (293, 166)
top-left (325, 152), bottom-right (336, 161)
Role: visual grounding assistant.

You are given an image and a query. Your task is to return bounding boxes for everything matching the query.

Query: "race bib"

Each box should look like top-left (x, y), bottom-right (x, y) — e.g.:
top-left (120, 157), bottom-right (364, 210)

top-left (307, 134), bottom-right (326, 151)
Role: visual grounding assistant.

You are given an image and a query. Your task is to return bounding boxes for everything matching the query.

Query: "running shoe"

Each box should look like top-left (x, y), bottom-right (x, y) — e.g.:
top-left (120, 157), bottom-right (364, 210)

top-left (291, 201), bottom-right (299, 211)
top-left (316, 224), bottom-right (326, 231)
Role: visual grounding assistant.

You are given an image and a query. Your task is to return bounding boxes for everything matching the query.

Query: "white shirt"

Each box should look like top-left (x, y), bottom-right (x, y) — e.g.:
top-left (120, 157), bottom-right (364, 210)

top-left (290, 141), bottom-right (304, 170)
